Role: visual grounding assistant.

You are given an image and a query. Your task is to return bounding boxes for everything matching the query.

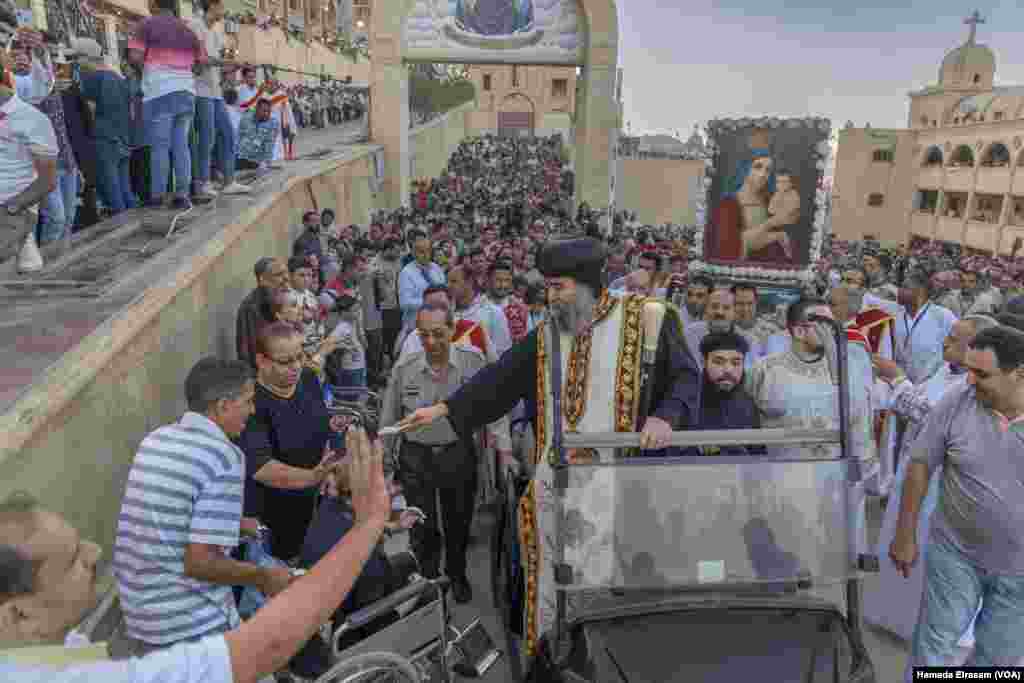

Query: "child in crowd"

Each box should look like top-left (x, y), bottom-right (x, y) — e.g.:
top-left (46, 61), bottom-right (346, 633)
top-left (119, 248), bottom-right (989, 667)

top-left (326, 292), bottom-right (367, 402)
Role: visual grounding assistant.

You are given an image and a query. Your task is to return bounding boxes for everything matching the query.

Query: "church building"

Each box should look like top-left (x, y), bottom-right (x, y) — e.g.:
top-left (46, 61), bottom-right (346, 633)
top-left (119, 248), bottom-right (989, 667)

top-left (832, 12), bottom-right (1024, 255)
top-left (464, 64), bottom-right (577, 139)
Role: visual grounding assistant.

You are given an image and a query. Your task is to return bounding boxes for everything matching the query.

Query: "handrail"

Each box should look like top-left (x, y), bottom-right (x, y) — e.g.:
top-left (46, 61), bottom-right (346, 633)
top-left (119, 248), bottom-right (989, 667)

top-left (563, 428), bottom-right (839, 449)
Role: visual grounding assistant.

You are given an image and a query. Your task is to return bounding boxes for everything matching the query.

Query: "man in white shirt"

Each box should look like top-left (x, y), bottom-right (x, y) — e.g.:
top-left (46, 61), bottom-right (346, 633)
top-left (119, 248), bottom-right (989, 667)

top-left (0, 63), bottom-right (58, 271)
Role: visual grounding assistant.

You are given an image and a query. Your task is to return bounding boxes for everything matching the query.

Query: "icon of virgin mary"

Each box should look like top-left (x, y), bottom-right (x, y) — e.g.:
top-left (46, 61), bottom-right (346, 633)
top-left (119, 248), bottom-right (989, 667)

top-left (710, 128), bottom-right (802, 264)
top-left (455, 0), bottom-right (534, 36)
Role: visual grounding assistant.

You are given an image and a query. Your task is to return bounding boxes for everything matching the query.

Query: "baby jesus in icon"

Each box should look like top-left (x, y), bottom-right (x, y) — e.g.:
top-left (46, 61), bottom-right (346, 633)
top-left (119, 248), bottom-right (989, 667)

top-left (765, 170), bottom-right (801, 261)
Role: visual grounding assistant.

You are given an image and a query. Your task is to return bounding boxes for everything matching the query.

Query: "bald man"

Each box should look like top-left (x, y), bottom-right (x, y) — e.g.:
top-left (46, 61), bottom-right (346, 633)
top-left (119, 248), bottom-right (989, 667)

top-left (684, 288), bottom-right (762, 370)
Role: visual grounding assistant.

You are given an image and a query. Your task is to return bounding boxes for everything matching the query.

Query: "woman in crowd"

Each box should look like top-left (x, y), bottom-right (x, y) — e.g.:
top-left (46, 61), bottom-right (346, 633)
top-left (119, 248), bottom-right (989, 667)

top-left (268, 288), bottom-right (339, 381)
top-left (237, 322), bottom-right (336, 561)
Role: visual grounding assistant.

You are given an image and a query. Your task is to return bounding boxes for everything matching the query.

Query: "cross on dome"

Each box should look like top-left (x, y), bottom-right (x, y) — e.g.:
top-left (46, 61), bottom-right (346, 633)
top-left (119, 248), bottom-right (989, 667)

top-left (964, 10), bottom-right (985, 45)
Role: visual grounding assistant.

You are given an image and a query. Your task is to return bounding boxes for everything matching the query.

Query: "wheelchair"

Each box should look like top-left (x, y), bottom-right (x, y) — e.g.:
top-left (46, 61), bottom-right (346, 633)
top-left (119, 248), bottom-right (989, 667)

top-left (304, 548), bottom-right (501, 683)
top-left (326, 385), bottom-right (381, 421)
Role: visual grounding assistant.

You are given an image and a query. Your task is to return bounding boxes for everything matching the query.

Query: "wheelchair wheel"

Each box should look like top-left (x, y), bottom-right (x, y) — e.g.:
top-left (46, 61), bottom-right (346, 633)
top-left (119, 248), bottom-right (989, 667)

top-left (315, 651), bottom-right (420, 683)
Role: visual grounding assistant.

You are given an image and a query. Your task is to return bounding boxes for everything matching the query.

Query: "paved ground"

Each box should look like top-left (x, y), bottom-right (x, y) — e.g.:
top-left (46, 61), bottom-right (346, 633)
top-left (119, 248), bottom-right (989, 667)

top-left (428, 495), bottom-right (910, 682)
top-left (0, 119), bottom-right (367, 413)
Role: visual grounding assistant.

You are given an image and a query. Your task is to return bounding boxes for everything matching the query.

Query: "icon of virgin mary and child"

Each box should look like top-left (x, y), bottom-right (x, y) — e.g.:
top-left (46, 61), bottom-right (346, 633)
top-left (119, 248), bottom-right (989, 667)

top-left (709, 128), bottom-right (803, 264)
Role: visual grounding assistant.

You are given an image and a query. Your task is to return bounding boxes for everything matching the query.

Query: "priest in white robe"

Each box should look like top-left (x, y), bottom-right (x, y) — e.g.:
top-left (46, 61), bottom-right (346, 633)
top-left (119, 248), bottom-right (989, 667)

top-left (745, 297), bottom-right (877, 558)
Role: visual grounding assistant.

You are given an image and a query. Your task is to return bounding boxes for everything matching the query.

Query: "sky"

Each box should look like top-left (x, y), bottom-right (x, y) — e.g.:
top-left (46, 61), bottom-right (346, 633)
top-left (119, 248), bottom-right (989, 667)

top-left (616, 0), bottom-right (1024, 139)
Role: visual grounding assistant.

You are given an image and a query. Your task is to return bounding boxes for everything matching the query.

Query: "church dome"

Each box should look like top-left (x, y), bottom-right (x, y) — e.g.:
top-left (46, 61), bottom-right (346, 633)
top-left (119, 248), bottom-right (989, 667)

top-left (940, 42), bottom-right (995, 88)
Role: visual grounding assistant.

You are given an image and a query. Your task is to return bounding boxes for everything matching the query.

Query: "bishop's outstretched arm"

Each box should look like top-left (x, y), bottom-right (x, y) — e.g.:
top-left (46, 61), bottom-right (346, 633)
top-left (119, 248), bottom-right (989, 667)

top-left (444, 328), bottom-right (540, 437)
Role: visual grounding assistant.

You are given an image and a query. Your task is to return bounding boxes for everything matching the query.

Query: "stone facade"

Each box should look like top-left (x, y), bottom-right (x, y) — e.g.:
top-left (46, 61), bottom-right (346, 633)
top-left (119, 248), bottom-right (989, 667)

top-left (465, 64), bottom-right (576, 140)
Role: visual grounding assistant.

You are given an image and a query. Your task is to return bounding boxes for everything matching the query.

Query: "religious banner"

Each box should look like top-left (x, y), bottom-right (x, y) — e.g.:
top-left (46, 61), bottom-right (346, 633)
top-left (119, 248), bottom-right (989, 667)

top-left (692, 117), bottom-right (832, 287)
top-left (404, 0), bottom-right (582, 65)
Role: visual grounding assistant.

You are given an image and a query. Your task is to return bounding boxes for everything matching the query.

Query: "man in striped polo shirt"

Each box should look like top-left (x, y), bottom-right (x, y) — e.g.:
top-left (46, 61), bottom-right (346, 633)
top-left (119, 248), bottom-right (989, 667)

top-left (113, 358), bottom-right (292, 654)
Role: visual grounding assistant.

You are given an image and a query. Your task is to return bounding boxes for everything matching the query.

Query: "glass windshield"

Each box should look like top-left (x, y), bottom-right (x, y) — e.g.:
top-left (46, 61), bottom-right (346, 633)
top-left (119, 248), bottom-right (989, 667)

top-left (554, 457), bottom-right (856, 590)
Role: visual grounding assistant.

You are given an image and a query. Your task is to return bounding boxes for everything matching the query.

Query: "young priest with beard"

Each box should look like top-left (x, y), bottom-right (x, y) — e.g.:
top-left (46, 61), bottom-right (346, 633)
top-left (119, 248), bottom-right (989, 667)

top-left (698, 331), bottom-right (764, 456)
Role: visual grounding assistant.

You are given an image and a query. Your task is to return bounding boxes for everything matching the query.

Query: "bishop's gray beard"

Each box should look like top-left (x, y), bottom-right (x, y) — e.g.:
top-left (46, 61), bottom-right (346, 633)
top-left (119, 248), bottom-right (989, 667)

top-left (550, 287), bottom-right (598, 335)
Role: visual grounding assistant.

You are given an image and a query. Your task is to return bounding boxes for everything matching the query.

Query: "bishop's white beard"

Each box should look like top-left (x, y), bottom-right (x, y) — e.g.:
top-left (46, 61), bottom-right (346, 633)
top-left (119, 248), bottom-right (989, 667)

top-left (550, 287), bottom-right (597, 335)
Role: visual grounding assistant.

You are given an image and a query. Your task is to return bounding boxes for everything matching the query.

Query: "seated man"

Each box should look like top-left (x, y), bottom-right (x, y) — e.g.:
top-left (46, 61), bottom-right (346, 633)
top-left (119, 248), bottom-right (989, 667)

top-left (293, 460), bottom-right (424, 677)
top-left (300, 460), bottom-right (422, 619)
top-left (236, 98), bottom-right (279, 171)
top-left (697, 331), bottom-right (764, 456)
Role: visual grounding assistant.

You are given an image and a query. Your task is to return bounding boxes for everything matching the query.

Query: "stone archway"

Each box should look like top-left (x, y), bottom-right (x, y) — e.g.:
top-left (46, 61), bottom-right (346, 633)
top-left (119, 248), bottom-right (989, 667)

top-left (370, 0), bottom-right (620, 209)
top-left (498, 93), bottom-right (536, 137)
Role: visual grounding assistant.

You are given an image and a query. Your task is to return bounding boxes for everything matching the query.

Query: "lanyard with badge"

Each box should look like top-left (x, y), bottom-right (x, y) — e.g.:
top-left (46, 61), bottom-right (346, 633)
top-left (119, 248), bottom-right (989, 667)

top-left (899, 302), bottom-right (930, 363)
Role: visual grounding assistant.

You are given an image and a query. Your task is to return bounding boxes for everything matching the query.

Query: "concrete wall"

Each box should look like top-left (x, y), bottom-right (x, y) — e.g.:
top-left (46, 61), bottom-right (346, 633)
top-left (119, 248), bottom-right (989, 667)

top-left (231, 25), bottom-right (370, 85)
top-left (408, 100), bottom-right (475, 186)
top-left (614, 157), bottom-right (704, 225)
top-left (0, 147), bottom-right (380, 552)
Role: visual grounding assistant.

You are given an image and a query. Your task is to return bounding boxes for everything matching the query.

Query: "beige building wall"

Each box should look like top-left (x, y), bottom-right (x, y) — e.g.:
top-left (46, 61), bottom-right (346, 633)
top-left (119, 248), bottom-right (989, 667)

top-left (615, 157), bottom-right (703, 225)
top-left (832, 128), bottom-right (916, 244)
top-left (465, 64), bottom-right (577, 138)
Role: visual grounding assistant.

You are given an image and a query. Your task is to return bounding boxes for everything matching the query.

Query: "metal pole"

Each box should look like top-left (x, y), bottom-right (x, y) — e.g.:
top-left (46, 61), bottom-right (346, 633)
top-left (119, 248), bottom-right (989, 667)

top-left (563, 428), bottom-right (839, 450)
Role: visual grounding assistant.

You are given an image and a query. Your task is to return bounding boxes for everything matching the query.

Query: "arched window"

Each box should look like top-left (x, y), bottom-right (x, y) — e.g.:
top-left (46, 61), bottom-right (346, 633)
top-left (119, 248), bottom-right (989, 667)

top-left (867, 193), bottom-right (885, 207)
top-left (923, 146), bottom-right (943, 167)
top-left (981, 143), bottom-right (1011, 167)
top-left (950, 145), bottom-right (975, 167)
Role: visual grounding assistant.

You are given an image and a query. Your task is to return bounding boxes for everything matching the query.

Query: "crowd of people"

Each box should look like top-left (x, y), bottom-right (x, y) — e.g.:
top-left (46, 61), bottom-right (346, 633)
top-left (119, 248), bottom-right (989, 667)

top-left (0, 0), bottom-right (363, 273)
top-left (4, 113), bottom-right (1024, 681)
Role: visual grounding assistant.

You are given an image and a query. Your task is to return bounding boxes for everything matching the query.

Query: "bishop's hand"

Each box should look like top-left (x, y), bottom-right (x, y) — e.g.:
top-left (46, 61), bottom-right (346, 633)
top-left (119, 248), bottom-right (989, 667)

top-left (639, 416), bottom-right (672, 450)
top-left (395, 403), bottom-right (449, 433)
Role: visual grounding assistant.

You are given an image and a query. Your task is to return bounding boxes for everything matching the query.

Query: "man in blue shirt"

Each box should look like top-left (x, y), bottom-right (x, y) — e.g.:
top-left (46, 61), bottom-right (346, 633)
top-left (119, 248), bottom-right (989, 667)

top-left (398, 233), bottom-right (446, 327)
